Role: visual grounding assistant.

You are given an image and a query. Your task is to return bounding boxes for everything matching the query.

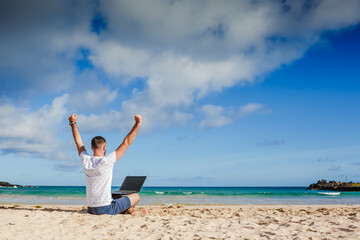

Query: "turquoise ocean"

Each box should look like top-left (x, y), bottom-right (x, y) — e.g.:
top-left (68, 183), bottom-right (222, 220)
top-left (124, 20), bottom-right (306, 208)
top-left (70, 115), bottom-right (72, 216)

top-left (1, 186), bottom-right (360, 205)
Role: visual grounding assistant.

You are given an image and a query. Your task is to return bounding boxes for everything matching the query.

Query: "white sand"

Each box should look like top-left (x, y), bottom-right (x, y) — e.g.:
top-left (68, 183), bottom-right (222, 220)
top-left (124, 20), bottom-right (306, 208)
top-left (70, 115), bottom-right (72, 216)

top-left (1, 204), bottom-right (360, 239)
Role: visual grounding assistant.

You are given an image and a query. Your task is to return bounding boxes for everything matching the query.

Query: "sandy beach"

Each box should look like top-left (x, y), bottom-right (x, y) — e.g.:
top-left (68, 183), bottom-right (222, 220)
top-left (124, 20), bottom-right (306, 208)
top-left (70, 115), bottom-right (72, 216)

top-left (1, 204), bottom-right (359, 240)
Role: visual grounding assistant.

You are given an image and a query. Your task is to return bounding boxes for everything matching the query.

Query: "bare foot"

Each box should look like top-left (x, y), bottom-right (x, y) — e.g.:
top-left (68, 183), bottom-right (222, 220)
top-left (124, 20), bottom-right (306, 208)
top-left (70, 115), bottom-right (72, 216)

top-left (124, 206), bottom-right (135, 215)
top-left (139, 208), bottom-right (151, 215)
top-left (125, 207), bottom-right (150, 216)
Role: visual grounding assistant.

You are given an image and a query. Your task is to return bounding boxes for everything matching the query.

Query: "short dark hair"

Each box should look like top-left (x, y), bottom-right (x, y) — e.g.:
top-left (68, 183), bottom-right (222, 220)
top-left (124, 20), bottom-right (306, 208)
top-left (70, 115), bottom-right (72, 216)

top-left (91, 136), bottom-right (106, 149)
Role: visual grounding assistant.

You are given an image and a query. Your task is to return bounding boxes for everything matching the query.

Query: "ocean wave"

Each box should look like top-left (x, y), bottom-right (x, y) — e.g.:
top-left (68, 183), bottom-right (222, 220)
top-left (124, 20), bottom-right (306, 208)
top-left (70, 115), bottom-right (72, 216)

top-left (182, 192), bottom-right (192, 195)
top-left (155, 191), bottom-right (164, 195)
top-left (317, 192), bottom-right (341, 196)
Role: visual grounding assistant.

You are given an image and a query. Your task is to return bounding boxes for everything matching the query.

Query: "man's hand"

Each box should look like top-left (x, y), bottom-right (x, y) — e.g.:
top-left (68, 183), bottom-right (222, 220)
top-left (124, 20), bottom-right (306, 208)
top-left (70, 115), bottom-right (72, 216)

top-left (69, 114), bottom-right (77, 123)
top-left (135, 114), bottom-right (142, 126)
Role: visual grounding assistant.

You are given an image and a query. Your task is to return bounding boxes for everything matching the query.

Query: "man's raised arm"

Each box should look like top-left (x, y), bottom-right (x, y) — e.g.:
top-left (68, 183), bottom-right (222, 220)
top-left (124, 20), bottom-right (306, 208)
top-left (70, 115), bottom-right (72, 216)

top-left (115, 114), bottom-right (142, 161)
top-left (69, 114), bottom-right (86, 156)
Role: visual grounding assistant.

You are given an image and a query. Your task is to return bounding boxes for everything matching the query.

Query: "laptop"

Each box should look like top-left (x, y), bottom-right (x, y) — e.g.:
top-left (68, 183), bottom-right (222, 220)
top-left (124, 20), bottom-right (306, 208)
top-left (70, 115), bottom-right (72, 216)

top-left (112, 176), bottom-right (146, 197)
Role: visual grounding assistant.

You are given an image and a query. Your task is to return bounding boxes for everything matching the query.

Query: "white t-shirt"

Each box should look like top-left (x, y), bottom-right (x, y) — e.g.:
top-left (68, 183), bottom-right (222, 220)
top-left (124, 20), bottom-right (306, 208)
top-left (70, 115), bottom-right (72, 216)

top-left (80, 151), bottom-right (116, 207)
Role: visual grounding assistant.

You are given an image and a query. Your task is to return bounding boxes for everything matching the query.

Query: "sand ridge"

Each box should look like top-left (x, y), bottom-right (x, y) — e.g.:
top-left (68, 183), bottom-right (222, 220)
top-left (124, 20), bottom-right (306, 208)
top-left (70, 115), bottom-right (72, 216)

top-left (1, 204), bottom-right (360, 239)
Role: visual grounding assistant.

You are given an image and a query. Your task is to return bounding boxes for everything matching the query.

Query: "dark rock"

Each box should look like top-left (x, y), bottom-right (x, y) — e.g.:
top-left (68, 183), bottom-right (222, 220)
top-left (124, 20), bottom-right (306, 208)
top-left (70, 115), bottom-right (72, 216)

top-left (0, 181), bottom-right (20, 188)
top-left (0, 181), bottom-right (35, 188)
top-left (307, 179), bottom-right (360, 192)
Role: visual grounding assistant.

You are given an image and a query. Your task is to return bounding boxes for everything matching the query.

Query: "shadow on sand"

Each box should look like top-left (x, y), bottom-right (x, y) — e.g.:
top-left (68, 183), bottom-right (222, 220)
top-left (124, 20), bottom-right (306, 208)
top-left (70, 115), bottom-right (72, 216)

top-left (0, 205), bottom-right (88, 214)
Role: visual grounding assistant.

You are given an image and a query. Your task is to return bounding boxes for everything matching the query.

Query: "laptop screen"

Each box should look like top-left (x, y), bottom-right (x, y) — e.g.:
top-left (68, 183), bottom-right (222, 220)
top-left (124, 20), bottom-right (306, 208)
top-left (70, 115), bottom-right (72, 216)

top-left (120, 176), bottom-right (146, 192)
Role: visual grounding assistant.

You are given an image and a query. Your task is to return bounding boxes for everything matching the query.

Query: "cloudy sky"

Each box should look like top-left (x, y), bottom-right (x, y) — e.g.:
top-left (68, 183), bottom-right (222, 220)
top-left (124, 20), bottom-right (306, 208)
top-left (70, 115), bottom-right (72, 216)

top-left (1, 0), bottom-right (359, 186)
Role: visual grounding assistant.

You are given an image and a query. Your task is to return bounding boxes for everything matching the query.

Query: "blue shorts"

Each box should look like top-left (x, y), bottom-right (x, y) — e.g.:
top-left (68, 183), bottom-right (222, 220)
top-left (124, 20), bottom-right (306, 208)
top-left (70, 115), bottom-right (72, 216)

top-left (87, 196), bottom-right (131, 215)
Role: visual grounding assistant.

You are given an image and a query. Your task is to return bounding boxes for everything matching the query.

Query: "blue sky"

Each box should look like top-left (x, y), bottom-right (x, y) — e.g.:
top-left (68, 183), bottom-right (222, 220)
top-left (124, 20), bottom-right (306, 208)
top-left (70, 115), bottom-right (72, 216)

top-left (0, 0), bottom-right (359, 186)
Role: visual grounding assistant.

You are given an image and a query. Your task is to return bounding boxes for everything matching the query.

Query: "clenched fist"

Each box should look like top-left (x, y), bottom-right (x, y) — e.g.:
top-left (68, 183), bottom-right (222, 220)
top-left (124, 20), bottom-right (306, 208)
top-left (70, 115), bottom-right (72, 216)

top-left (135, 114), bottom-right (142, 125)
top-left (69, 114), bottom-right (77, 123)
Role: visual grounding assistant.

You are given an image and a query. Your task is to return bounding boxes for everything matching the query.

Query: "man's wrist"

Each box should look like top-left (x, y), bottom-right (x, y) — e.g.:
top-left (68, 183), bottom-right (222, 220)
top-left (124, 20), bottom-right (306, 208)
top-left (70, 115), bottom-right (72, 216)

top-left (69, 121), bottom-right (76, 126)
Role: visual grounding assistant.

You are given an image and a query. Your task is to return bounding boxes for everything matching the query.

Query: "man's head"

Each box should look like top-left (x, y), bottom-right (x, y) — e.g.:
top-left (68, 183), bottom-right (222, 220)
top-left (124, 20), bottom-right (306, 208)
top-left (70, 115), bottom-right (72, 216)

top-left (91, 136), bottom-right (106, 156)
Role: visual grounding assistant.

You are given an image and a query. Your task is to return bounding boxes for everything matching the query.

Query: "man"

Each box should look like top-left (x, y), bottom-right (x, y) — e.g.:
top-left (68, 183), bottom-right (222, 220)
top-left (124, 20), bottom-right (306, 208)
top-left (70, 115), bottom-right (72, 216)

top-left (69, 113), bottom-right (143, 215)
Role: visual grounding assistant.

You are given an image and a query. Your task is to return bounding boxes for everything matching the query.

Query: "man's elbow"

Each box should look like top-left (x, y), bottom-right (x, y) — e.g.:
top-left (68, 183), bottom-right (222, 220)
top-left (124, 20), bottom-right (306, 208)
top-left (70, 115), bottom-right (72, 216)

top-left (123, 139), bottom-right (131, 147)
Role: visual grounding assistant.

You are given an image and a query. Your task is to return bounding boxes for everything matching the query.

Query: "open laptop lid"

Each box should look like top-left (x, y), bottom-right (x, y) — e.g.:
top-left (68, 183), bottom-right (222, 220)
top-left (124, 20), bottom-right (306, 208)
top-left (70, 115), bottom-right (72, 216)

top-left (119, 176), bottom-right (146, 192)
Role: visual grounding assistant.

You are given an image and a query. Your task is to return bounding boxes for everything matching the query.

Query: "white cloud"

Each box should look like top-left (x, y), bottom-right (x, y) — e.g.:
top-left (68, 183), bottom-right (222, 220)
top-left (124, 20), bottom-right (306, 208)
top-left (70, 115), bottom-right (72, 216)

top-left (77, 111), bottom-right (125, 133)
top-left (0, 94), bottom-right (70, 161)
top-left (1, 0), bottom-right (360, 159)
top-left (97, 0), bottom-right (360, 57)
top-left (199, 105), bottom-right (233, 128)
top-left (238, 103), bottom-right (265, 118)
top-left (78, 105), bottom-right (193, 133)
top-left (80, 0), bottom-right (360, 131)
top-left (70, 70), bottom-right (119, 112)
top-left (0, 0), bottom-right (95, 97)
top-left (77, 88), bottom-right (117, 110)
top-left (199, 103), bottom-right (265, 128)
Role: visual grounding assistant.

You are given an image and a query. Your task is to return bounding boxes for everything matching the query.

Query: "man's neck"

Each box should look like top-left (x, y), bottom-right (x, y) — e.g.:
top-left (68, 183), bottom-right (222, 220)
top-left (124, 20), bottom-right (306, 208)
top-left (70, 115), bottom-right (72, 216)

top-left (93, 150), bottom-right (105, 157)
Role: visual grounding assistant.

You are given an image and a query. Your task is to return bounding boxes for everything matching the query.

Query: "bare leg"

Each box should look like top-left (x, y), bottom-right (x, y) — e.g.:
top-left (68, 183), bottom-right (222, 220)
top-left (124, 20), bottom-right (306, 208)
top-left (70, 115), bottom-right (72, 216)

top-left (127, 193), bottom-right (141, 207)
top-left (123, 193), bottom-right (148, 216)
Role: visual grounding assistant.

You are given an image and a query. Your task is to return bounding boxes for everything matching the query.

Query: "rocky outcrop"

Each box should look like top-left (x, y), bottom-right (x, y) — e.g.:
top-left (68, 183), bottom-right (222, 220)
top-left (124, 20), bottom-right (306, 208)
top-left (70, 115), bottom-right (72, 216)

top-left (307, 179), bottom-right (360, 192)
top-left (0, 181), bottom-right (21, 188)
top-left (0, 181), bottom-right (35, 188)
